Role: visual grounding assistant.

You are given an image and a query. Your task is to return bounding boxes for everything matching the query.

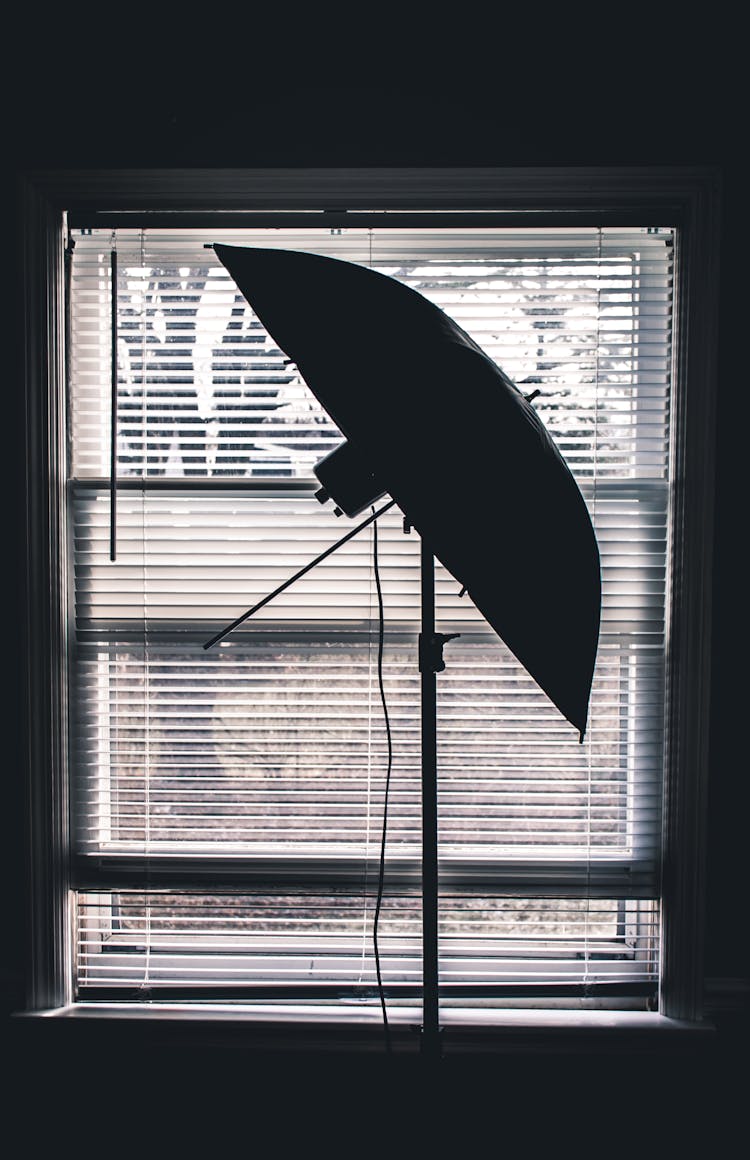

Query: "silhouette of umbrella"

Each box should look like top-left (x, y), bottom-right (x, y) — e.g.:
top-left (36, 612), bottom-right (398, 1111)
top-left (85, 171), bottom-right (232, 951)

top-left (214, 244), bottom-right (601, 739)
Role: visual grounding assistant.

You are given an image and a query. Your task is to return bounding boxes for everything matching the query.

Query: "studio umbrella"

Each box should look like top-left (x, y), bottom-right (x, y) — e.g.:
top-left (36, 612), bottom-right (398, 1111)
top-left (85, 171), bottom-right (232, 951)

top-left (214, 243), bottom-right (601, 739)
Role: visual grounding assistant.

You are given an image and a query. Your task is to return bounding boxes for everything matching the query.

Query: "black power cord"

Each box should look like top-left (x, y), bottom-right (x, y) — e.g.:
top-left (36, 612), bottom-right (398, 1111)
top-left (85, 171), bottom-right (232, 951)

top-left (371, 512), bottom-right (393, 1052)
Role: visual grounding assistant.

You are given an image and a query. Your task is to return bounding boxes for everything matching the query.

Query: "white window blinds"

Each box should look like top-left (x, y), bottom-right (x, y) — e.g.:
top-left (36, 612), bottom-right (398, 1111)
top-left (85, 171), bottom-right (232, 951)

top-left (68, 226), bottom-right (673, 1007)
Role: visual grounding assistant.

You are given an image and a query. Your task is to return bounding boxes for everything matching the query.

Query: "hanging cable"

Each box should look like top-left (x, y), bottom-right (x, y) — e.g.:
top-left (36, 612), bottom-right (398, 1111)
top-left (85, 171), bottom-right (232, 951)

top-left (357, 522), bottom-right (376, 985)
top-left (371, 510), bottom-right (393, 1052)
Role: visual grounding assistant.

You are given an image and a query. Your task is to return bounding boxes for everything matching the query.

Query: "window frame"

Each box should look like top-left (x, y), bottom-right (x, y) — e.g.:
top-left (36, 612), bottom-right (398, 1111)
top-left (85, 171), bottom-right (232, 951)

top-left (19, 167), bottom-right (721, 1031)
top-left (67, 227), bottom-right (670, 1008)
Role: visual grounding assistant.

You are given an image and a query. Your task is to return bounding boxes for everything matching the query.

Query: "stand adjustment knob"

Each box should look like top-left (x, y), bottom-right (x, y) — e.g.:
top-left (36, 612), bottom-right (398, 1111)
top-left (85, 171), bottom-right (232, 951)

top-left (418, 632), bottom-right (461, 674)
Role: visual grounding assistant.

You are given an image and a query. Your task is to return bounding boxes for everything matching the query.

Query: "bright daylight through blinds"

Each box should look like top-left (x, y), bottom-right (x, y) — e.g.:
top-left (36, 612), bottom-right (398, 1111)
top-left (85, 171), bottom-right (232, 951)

top-left (69, 226), bottom-right (672, 1007)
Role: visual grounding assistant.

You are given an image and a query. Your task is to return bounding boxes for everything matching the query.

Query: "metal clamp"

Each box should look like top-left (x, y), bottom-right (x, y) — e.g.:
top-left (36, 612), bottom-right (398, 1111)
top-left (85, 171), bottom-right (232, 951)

top-left (418, 632), bottom-right (461, 674)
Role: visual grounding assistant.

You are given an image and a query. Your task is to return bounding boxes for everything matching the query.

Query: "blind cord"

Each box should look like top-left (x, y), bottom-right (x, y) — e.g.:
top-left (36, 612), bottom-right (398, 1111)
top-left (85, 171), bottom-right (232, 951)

top-left (372, 512), bottom-right (393, 1052)
top-left (109, 238), bottom-right (118, 562)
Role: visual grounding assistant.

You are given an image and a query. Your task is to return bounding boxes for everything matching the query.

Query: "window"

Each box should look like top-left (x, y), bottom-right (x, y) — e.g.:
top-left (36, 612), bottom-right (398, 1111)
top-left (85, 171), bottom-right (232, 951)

top-left (21, 170), bottom-right (720, 1039)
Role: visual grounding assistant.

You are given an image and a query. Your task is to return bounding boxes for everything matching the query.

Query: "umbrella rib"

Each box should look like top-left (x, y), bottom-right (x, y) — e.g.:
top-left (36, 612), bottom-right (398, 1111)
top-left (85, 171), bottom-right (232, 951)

top-left (202, 499), bottom-right (397, 650)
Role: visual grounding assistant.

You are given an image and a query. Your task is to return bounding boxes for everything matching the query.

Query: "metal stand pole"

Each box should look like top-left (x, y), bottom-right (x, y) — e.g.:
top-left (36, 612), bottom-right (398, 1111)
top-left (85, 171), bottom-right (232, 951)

top-left (419, 539), bottom-right (441, 1059)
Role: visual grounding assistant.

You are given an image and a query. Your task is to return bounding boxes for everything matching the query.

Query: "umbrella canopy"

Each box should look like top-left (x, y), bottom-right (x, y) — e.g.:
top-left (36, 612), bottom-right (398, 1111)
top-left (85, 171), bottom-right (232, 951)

top-left (214, 244), bottom-right (601, 739)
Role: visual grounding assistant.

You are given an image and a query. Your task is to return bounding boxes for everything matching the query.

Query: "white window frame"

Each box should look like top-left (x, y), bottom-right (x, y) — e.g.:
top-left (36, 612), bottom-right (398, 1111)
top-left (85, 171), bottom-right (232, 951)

top-left (19, 167), bottom-right (721, 1039)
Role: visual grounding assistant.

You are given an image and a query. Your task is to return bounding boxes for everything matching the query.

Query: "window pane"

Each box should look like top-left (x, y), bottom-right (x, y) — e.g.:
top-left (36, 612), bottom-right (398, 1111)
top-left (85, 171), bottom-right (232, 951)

top-left (70, 228), bottom-right (672, 483)
top-left (75, 892), bottom-right (658, 999)
top-left (72, 488), bottom-right (664, 869)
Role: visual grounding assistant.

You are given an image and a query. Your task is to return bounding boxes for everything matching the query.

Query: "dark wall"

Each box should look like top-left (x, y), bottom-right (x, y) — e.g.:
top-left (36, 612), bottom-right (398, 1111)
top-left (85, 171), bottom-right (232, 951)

top-left (4, 31), bottom-right (746, 1110)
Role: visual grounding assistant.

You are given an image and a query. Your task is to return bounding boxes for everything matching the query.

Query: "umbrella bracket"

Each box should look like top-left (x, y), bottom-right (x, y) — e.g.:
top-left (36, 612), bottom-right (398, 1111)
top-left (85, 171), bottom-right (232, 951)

top-left (419, 631), bottom-right (460, 674)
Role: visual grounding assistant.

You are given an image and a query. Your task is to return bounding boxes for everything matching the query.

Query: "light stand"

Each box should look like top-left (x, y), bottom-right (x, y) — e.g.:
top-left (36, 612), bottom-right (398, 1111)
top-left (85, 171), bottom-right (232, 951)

top-left (204, 242), bottom-right (601, 1057)
top-left (204, 501), bottom-right (458, 1059)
